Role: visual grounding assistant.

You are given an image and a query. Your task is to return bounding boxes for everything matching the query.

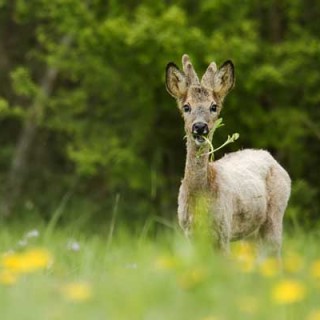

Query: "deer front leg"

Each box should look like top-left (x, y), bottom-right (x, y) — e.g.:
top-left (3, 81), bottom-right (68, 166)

top-left (178, 204), bottom-right (193, 238)
top-left (216, 232), bottom-right (230, 254)
top-left (177, 185), bottom-right (193, 238)
top-left (212, 216), bottom-right (231, 254)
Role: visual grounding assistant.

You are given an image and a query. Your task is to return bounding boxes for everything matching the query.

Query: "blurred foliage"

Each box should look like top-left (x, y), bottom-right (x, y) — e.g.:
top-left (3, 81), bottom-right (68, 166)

top-left (0, 0), bottom-right (319, 227)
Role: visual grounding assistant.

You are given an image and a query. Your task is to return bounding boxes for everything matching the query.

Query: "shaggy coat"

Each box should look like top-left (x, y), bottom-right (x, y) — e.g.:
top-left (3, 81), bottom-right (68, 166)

top-left (166, 54), bottom-right (291, 256)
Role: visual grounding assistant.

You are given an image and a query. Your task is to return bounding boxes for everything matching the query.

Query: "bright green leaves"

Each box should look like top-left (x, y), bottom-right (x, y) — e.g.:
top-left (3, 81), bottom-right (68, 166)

top-left (11, 67), bottom-right (38, 99)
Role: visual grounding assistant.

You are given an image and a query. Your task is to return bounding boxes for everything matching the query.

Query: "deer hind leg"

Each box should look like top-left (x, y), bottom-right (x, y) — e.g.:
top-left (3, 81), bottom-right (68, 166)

top-left (258, 216), bottom-right (283, 260)
top-left (258, 166), bottom-right (290, 259)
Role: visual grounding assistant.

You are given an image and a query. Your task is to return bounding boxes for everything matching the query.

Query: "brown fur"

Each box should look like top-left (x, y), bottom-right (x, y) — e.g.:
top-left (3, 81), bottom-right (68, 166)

top-left (166, 54), bottom-right (291, 256)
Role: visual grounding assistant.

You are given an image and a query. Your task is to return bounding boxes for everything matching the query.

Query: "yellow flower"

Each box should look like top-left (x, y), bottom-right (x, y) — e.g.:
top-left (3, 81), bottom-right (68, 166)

top-left (310, 260), bottom-right (320, 279)
top-left (178, 267), bottom-right (207, 290)
top-left (61, 282), bottom-right (92, 302)
top-left (0, 269), bottom-right (18, 285)
top-left (259, 258), bottom-right (280, 277)
top-left (271, 279), bottom-right (306, 304)
top-left (20, 248), bottom-right (53, 273)
top-left (307, 309), bottom-right (320, 320)
top-left (283, 252), bottom-right (304, 273)
top-left (231, 241), bottom-right (256, 273)
top-left (1, 252), bottom-right (22, 271)
top-left (1, 248), bottom-right (53, 274)
top-left (232, 241), bottom-right (256, 258)
top-left (154, 255), bottom-right (179, 271)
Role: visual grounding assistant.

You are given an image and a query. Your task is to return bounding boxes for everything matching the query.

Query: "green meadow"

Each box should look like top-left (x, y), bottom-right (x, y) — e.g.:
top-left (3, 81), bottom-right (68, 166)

top-left (1, 222), bottom-right (319, 320)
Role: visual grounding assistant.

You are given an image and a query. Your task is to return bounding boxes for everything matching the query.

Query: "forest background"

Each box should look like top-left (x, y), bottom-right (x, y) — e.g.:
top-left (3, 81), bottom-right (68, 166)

top-left (0, 0), bottom-right (319, 232)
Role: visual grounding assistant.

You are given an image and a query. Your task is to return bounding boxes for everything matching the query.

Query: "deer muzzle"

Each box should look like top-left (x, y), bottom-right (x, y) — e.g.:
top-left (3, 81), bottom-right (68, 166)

top-left (192, 122), bottom-right (209, 145)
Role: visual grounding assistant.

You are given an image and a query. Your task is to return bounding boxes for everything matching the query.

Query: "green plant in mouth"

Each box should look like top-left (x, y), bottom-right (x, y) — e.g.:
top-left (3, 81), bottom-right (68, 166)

top-left (196, 118), bottom-right (240, 161)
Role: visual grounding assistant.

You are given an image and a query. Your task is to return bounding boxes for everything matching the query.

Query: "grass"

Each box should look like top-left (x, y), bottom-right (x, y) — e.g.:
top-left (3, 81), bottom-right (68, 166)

top-left (0, 221), bottom-right (320, 320)
top-left (195, 118), bottom-right (239, 161)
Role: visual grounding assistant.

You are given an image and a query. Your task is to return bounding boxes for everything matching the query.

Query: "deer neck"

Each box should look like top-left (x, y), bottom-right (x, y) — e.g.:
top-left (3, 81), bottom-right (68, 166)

top-left (183, 138), bottom-right (210, 192)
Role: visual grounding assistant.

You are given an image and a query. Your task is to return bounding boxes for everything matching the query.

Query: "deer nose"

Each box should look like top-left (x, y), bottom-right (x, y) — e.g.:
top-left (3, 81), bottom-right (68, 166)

top-left (192, 122), bottom-right (208, 135)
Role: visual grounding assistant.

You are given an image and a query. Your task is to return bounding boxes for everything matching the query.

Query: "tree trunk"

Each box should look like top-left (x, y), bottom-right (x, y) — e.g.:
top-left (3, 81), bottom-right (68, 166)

top-left (269, 0), bottom-right (284, 43)
top-left (0, 35), bottom-right (72, 218)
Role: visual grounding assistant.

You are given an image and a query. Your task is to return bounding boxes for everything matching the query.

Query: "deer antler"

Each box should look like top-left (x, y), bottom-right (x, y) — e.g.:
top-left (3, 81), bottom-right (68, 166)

top-left (201, 61), bottom-right (218, 89)
top-left (182, 54), bottom-right (200, 86)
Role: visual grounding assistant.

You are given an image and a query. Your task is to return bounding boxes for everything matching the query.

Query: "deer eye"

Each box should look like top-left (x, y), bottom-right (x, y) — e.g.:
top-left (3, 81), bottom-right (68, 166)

top-left (210, 103), bottom-right (217, 113)
top-left (182, 104), bottom-right (191, 113)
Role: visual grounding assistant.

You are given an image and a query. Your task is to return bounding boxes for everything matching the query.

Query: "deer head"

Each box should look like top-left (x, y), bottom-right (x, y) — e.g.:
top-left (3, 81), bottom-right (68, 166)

top-left (166, 54), bottom-right (235, 146)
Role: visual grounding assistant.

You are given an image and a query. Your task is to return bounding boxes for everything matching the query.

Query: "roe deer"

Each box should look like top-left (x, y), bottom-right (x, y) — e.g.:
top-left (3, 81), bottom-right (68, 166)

top-left (165, 54), bottom-right (291, 257)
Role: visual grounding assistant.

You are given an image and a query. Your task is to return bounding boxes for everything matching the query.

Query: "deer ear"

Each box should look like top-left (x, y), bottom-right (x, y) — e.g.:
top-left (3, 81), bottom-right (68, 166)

top-left (212, 60), bottom-right (235, 100)
top-left (165, 62), bottom-right (188, 99)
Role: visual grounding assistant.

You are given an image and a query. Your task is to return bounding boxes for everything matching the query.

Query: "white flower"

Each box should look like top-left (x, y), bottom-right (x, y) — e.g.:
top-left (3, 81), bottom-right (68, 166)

top-left (25, 229), bottom-right (40, 239)
top-left (18, 239), bottom-right (28, 247)
top-left (66, 240), bottom-right (81, 252)
top-left (125, 263), bottom-right (138, 269)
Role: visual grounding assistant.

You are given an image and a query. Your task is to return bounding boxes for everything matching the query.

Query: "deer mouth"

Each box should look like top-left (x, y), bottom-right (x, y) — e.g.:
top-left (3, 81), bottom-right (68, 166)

top-left (193, 134), bottom-right (207, 145)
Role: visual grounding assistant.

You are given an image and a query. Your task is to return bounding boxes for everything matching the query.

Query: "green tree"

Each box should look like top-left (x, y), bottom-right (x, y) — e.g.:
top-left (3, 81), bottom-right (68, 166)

top-left (0, 0), bottom-right (319, 229)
